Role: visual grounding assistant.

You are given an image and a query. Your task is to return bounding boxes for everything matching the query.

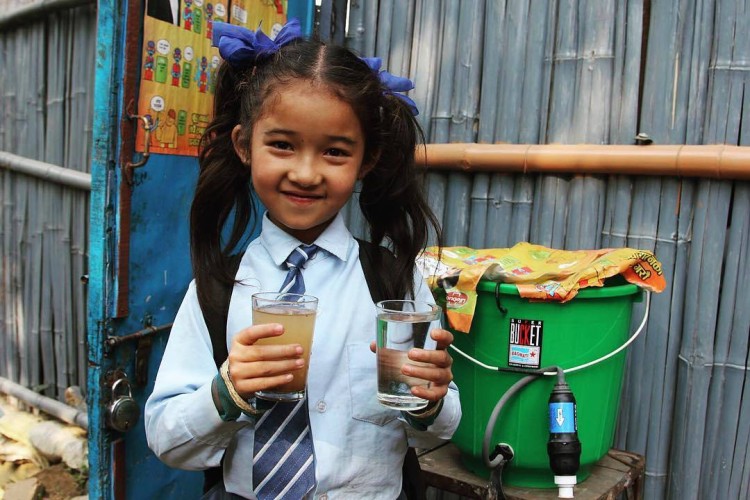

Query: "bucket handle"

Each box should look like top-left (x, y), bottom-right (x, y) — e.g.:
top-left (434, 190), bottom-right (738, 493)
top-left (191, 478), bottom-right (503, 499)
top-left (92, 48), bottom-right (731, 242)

top-left (449, 292), bottom-right (652, 376)
top-left (494, 283), bottom-right (508, 315)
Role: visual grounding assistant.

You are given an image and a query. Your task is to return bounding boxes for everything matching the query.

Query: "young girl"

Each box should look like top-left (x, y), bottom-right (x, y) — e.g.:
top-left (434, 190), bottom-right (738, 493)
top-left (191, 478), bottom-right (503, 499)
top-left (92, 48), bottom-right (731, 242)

top-left (145, 19), bottom-right (461, 500)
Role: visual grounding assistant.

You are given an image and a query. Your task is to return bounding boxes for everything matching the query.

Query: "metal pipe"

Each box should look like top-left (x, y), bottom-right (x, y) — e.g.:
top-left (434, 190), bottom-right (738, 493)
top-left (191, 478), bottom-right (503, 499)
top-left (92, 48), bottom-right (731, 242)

top-left (0, 377), bottom-right (88, 430)
top-left (0, 151), bottom-right (92, 190)
top-left (416, 143), bottom-right (750, 180)
top-left (0, 0), bottom-right (94, 29)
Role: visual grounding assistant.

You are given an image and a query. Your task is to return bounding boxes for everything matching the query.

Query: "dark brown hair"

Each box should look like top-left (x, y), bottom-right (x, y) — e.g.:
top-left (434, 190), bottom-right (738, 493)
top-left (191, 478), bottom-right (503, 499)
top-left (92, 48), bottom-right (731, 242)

top-left (191, 38), bottom-right (442, 312)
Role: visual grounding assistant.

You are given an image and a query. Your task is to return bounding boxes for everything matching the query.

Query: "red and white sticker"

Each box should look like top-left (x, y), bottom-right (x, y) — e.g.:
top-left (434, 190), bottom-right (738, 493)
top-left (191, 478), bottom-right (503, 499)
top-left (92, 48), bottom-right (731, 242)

top-left (446, 291), bottom-right (468, 307)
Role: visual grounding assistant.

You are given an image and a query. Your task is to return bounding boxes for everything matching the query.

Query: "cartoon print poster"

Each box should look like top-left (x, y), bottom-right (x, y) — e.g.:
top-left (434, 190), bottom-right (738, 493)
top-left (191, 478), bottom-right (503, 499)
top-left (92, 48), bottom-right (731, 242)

top-left (137, 0), bottom-right (288, 156)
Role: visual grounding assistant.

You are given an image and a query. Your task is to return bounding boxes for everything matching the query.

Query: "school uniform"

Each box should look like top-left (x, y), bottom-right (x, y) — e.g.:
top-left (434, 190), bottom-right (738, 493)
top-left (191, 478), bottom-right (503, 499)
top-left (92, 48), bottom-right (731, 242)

top-left (145, 213), bottom-right (461, 499)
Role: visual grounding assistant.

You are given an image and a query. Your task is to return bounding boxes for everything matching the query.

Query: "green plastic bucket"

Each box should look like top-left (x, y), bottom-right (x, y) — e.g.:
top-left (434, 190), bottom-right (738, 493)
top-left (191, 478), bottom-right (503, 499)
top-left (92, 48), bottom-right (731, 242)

top-left (450, 278), bottom-right (642, 488)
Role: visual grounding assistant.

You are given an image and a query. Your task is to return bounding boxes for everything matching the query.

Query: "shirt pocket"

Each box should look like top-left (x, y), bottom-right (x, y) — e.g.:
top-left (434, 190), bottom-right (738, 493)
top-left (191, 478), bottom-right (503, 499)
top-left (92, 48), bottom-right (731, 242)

top-left (346, 343), bottom-right (398, 426)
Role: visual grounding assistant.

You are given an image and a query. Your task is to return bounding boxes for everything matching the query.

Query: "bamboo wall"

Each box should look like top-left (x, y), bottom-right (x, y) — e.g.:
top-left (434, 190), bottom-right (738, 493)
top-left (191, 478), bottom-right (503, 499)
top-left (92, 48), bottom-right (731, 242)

top-left (1, 1), bottom-right (748, 498)
top-left (0, 6), bottom-right (95, 397)
top-left (338, 2), bottom-right (749, 499)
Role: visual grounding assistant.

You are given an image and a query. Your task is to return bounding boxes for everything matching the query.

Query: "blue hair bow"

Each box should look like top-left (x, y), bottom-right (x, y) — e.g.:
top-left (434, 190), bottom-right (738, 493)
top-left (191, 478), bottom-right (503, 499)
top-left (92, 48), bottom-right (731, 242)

top-left (212, 18), bottom-right (303, 68)
top-left (361, 57), bottom-right (419, 116)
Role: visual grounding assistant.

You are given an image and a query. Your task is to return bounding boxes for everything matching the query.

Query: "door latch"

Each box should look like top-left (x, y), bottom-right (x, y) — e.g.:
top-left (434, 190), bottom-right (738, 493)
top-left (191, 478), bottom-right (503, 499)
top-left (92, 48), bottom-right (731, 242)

top-left (124, 114), bottom-right (153, 184)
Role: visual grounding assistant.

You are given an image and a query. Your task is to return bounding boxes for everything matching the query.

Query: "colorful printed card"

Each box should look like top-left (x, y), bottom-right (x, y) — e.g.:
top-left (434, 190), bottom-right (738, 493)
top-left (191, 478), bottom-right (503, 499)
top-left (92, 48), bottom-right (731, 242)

top-left (136, 0), bottom-right (288, 156)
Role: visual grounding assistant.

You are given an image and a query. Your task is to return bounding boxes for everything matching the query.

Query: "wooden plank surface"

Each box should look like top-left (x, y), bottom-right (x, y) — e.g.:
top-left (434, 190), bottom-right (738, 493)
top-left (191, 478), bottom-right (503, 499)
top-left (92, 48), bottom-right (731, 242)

top-left (419, 444), bottom-right (644, 500)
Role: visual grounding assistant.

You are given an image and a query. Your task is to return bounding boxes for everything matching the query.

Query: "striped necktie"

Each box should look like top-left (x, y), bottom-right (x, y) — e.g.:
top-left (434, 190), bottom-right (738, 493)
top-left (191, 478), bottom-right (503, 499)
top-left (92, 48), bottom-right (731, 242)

top-left (252, 244), bottom-right (318, 499)
top-left (278, 244), bottom-right (318, 296)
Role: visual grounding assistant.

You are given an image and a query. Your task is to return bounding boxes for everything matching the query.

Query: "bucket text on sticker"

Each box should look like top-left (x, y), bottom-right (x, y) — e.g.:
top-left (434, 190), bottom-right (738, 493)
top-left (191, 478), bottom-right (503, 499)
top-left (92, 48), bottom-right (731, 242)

top-left (508, 318), bottom-right (543, 369)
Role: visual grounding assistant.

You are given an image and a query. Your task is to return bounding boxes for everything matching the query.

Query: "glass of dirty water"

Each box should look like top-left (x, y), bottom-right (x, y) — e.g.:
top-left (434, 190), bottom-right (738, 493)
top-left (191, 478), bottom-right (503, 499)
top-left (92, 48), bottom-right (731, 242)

top-left (252, 292), bottom-right (318, 402)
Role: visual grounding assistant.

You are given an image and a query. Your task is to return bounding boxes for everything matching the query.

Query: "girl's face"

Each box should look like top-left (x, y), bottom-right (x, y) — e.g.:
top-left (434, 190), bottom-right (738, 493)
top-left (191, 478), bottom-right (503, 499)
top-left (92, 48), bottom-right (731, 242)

top-left (235, 80), bottom-right (370, 244)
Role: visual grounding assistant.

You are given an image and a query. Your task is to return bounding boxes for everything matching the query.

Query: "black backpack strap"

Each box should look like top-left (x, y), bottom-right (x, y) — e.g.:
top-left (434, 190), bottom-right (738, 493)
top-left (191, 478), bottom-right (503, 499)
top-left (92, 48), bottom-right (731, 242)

top-left (401, 447), bottom-right (427, 500)
top-left (196, 253), bottom-right (242, 493)
top-left (199, 253), bottom-right (244, 369)
top-left (356, 237), bottom-right (395, 304)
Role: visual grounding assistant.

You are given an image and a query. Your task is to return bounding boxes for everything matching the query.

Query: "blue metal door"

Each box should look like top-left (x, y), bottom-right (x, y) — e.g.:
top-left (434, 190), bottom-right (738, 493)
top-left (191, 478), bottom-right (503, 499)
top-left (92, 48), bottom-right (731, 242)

top-left (87, 1), bottom-right (314, 498)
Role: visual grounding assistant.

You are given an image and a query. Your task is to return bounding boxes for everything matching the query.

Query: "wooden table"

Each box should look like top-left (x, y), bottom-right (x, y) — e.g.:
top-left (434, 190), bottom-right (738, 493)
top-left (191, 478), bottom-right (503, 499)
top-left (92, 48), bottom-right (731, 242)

top-left (418, 444), bottom-right (645, 500)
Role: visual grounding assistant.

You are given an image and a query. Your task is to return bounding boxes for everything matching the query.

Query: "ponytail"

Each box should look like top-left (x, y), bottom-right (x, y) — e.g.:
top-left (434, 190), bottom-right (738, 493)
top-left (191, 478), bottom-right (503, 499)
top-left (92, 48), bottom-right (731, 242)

top-left (359, 93), bottom-right (442, 301)
top-left (191, 63), bottom-right (257, 313)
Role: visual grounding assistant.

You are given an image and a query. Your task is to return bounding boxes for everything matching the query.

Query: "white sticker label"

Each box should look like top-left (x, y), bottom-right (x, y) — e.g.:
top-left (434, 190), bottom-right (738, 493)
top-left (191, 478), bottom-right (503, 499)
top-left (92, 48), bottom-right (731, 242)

top-left (508, 318), bottom-right (543, 369)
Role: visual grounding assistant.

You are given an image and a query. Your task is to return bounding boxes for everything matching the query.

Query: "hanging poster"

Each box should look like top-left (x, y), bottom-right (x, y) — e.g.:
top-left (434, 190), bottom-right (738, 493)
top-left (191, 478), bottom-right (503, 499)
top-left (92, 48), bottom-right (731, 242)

top-left (136, 0), bottom-right (288, 156)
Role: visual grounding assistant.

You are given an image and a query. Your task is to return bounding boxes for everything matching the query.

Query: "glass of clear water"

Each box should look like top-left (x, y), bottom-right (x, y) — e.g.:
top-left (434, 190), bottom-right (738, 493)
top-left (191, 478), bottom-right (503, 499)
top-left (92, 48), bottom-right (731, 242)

top-left (375, 300), bottom-right (441, 410)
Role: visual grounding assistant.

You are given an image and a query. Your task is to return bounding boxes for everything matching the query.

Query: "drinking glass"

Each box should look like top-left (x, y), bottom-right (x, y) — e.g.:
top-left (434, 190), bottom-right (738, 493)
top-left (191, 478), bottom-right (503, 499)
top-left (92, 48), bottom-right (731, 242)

top-left (376, 300), bottom-right (441, 410)
top-left (252, 292), bottom-right (318, 402)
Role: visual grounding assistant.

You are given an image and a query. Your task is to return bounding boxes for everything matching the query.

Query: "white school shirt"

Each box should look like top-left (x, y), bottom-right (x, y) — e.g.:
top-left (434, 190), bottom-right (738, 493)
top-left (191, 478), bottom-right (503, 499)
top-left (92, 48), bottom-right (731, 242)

top-left (145, 213), bottom-right (461, 499)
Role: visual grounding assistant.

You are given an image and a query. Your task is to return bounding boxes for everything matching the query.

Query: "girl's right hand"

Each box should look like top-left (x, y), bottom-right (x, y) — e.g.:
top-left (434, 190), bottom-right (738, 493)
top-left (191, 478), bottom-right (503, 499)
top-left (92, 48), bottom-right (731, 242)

top-left (227, 323), bottom-right (305, 398)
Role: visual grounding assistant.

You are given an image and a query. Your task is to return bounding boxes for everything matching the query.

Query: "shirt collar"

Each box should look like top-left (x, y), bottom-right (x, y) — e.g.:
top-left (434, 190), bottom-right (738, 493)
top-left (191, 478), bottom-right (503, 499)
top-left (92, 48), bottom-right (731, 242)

top-left (259, 212), bottom-right (354, 266)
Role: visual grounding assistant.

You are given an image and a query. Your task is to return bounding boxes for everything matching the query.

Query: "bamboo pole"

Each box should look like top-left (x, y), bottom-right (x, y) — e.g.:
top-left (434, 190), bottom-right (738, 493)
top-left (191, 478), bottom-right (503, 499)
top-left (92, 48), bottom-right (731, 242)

top-left (0, 151), bottom-right (91, 190)
top-left (416, 143), bottom-right (750, 180)
top-left (0, 377), bottom-right (88, 429)
top-left (0, 0), bottom-right (93, 30)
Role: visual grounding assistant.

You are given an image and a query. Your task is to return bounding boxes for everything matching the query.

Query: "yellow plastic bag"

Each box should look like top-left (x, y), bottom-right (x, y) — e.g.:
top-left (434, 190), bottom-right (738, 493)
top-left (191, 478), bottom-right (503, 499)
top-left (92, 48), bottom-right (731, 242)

top-left (417, 242), bottom-right (666, 333)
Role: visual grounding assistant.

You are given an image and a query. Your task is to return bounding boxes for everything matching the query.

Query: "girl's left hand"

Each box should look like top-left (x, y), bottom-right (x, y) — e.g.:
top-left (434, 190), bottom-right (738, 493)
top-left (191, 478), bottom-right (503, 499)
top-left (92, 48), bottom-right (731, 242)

top-left (369, 328), bottom-right (454, 402)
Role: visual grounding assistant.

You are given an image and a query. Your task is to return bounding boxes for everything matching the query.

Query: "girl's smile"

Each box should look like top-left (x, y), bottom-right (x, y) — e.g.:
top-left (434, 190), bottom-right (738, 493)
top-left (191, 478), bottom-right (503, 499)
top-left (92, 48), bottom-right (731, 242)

top-left (283, 192), bottom-right (323, 204)
top-left (235, 80), bottom-right (369, 244)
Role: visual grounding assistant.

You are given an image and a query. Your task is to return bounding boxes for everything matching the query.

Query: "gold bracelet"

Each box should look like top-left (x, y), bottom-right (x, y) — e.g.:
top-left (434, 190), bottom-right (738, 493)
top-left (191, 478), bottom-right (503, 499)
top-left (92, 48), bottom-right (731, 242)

top-left (219, 360), bottom-right (263, 415)
top-left (407, 399), bottom-right (443, 419)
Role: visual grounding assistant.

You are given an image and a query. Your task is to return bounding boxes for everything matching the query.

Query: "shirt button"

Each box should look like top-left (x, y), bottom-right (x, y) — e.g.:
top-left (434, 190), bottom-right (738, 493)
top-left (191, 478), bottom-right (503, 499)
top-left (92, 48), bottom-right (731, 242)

top-left (316, 400), bottom-right (327, 412)
top-left (320, 494), bottom-right (328, 500)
